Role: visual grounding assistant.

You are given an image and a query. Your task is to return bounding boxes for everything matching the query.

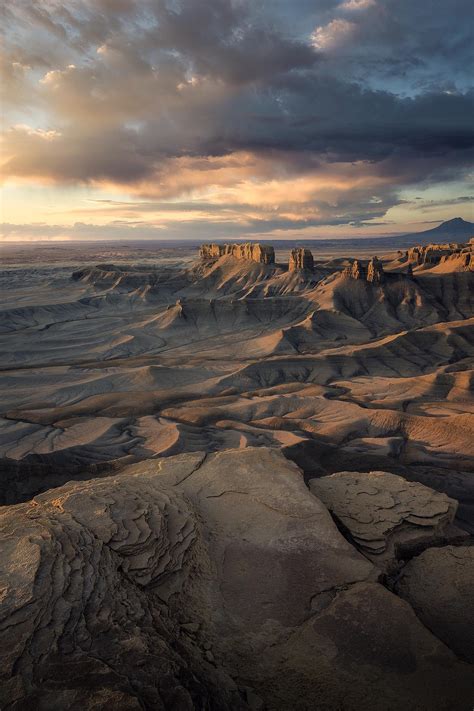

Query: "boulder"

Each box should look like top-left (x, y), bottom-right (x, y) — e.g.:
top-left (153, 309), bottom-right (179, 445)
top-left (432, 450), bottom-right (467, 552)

top-left (251, 579), bottom-right (473, 711)
top-left (396, 545), bottom-right (474, 662)
top-left (310, 470), bottom-right (464, 571)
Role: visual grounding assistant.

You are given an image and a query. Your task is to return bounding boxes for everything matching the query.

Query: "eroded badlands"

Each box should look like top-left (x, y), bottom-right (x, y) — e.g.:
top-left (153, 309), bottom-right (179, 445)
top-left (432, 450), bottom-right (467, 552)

top-left (0, 239), bottom-right (473, 709)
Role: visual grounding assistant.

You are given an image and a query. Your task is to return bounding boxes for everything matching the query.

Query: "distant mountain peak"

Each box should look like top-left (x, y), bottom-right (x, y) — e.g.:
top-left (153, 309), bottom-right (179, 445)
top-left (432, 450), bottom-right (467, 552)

top-left (389, 216), bottom-right (474, 248)
top-left (439, 217), bottom-right (469, 226)
top-left (413, 216), bottom-right (473, 237)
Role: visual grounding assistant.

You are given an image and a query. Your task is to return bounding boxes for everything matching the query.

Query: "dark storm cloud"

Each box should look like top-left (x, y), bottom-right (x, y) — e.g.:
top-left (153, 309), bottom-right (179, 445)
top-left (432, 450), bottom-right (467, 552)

top-left (143, 0), bottom-right (318, 84)
top-left (2, 0), bottom-right (474, 230)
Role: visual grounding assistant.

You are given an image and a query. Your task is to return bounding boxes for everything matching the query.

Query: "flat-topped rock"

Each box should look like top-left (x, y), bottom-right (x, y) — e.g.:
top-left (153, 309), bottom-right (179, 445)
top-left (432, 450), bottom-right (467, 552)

top-left (199, 242), bottom-right (275, 264)
top-left (289, 248), bottom-right (314, 271)
top-left (407, 241), bottom-right (473, 267)
top-left (396, 545), bottom-right (474, 662)
top-left (310, 470), bottom-right (464, 571)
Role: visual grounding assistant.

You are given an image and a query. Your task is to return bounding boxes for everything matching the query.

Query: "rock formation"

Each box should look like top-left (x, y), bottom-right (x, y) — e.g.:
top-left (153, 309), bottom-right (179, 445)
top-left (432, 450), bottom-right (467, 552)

top-left (310, 471), bottom-right (465, 571)
top-left (199, 243), bottom-right (227, 259)
top-left (289, 247), bottom-right (314, 271)
top-left (2, 235), bottom-right (474, 709)
top-left (407, 241), bottom-right (474, 269)
top-left (343, 256), bottom-right (385, 283)
top-left (439, 248), bottom-right (474, 270)
top-left (344, 259), bottom-right (367, 280)
top-left (199, 242), bottom-right (275, 264)
top-left (366, 256), bottom-right (385, 283)
top-left (1, 448), bottom-right (473, 710)
top-left (396, 546), bottom-right (474, 663)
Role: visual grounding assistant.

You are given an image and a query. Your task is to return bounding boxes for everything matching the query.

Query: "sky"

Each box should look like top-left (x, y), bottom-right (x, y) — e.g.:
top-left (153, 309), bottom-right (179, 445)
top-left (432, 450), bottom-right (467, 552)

top-left (1, 0), bottom-right (473, 242)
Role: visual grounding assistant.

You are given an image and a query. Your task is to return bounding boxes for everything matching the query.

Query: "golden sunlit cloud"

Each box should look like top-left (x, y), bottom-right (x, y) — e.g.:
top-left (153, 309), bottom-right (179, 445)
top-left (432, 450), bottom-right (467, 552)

top-left (1, 0), bottom-right (472, 241)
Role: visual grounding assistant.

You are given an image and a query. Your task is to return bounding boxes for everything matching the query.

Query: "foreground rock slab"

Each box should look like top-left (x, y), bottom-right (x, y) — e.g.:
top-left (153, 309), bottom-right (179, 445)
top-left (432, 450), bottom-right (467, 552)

top-left (396, 545), bottom-right (474, 663)
top-left (310, 470), bottom-right (464, 571)
top-left (1, 449), bottom-right (473, 710)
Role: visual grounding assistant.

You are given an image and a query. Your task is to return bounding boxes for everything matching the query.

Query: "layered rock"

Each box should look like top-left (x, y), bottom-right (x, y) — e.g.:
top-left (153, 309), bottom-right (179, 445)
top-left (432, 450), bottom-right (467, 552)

top-left (289, 248), bottom-right (314, 271)
top-left (310, 470), bottom-right (464, 571)
top-left (367, 256), bottom-right (385, 283)
top-left (408, 245), bottom-right (449, 265)
top-left (396, 545), bottom-right (474, 663)
top-left (440, 248), bottom-right (474, 270)
top-left (199, 243), bottom-right (226, 259)
top-left (343, 257), bottom-right (385, 282)
top-left (199, 243), bottom-right (275, 264)
top-left (344, 259), bottom-right (367, 280)
top-left (0, 471), bottom-right (243, 710)
top-left (407, 241), bottom-right (474, 268)
top-left (1, 448), bottom-right (472, 710)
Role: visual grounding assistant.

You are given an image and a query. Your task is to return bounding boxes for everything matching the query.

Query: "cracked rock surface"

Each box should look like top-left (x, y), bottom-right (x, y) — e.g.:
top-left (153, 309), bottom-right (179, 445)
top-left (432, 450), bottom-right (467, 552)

top-left (1, 448), bottom-right (473, 710)
top-left (309, 470), bottom-right (464, 571)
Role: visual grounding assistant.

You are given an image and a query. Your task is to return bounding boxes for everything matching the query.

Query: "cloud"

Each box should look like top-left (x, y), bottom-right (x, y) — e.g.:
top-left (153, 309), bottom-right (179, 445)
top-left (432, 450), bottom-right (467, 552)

top-left (341, 0), bottom-right (376, 9)
top-left (1, 0), bottom-right (473, 237)
top-left (311, 19), bottom-right (356, 49)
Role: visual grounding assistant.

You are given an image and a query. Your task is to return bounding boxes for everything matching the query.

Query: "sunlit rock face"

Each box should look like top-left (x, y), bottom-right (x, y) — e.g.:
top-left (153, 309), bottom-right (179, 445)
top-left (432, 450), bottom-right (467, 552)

top-left (199, 243), bottom-right (275, 264)
top-left (439, 249), bottom-right (474, 271)
top-left (407, 242), bottom-right (474, 269)
top-left (199, 243), bottom-right (223, 259)
top-left (289, 248), bottom-right (314, 271)
top-left (343, 256), bottom-right (385, 283)
top-left (408, 245), bottom-right (454, 265)
top-left (367, 256), bottom-right (385, 283)
top-left (342, 258), bottom-right (366, 280)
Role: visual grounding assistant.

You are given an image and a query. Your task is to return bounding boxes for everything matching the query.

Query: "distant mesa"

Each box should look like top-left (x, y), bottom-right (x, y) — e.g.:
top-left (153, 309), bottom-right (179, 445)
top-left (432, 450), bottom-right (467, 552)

top-left (407, 242), bottom-right (474, 270)
top-left (408, 244), bottom-right (458, 266)
top-left (199, 242), bottom-right (275, 264)
top-left (289, 247), bottom-right (314, 272)
top-left (343, 256), bottom-right (385, 283)
top-left (199, 242), bottom-right (320, 271)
